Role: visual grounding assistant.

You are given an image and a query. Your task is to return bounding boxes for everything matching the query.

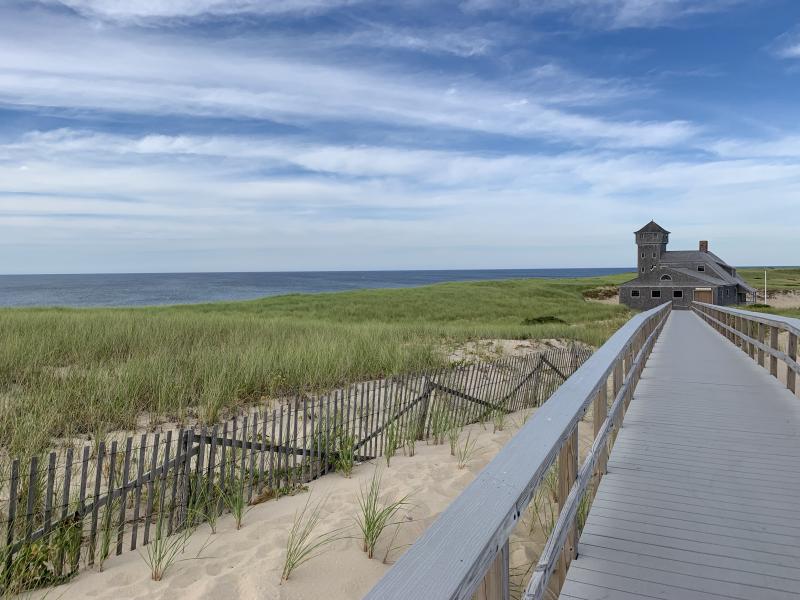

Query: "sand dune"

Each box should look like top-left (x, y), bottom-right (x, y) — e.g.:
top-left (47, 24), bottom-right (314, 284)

top-left (34, 407), bottom-right (592, 600)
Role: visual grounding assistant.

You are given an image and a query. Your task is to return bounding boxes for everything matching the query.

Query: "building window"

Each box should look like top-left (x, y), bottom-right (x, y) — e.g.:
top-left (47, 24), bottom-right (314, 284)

top-left (660, 274), bottom-right (672, 281)
top-left (631, 290), bottom-right (640, 297)
top-left (641, 267), bottom-right (644, 272)
top-left (652, 253), bottom-right (656, 258)
top-left (673, 290), bottom-right (683, 298)
top-left (697, 265), bottom-right (705, 272)
top-left (725, 289), bottom-right (729, 296)
top-left (651, 290), bottom-right (661, 298)
top-left (641, 252), bottom-right (644, 259)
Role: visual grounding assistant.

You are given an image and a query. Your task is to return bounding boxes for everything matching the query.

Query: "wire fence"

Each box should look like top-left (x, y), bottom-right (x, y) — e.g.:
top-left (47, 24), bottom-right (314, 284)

top-left (0, 345), bottom-right (591, 594)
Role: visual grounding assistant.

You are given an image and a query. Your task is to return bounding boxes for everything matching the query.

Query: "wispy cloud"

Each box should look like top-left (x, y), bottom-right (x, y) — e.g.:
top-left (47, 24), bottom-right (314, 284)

top-left (336, 22), bottom-right (497, 57)
top-left (1, 0), bottom-right (797, 273)
top-left (770, 27), bottom-right (800, 59)
top-left (462, 0), bottom-right (748, 29)
top-left (35, 0), bottom-right (368, 22)
top-left (3, 125), bottom-right (798, 271)
top-left (0, 12), bottom-right (695, 149)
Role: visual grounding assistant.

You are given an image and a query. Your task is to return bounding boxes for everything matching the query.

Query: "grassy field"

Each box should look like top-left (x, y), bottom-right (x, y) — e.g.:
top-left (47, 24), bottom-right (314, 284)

top-left (739, 267), bottom-right (800, 291)
top-left (748, 306), bottom-right (800, 318)
top-left (0, 274), bottom-right (634, 457)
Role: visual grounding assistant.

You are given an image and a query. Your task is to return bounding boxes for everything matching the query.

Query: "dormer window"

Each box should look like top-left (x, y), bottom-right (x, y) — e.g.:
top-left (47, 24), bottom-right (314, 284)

top-left (697, 265), bottom-right (705, 272)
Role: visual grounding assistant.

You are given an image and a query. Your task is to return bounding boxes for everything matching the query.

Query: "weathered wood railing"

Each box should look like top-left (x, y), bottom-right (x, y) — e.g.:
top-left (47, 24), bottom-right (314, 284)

top-left (364, 302), bottom-right (671, 600)
top-left (692, 302), bottom-right (799, 395)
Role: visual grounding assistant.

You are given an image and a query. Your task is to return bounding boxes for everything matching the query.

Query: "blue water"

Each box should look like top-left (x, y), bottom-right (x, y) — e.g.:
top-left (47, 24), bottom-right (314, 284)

top-left (0, 269), bottom-right (632, 308)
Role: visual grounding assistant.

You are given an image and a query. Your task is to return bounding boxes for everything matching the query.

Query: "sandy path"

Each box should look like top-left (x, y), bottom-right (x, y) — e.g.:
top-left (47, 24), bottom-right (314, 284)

top-left (35, 408), bottom-right (592, 600)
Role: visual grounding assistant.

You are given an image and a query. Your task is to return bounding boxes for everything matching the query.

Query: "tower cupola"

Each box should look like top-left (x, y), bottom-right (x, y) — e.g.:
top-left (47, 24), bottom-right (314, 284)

top-left (634, 221), bottom-right (670, 274)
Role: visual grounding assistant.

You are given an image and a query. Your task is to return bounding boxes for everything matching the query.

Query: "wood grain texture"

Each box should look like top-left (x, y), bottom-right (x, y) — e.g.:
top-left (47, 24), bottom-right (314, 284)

top-left (561, 310), bottom-right (800, 600)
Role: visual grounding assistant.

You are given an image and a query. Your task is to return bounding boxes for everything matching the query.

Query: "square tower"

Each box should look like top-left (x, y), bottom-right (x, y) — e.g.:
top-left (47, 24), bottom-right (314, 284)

top-left (634, 221), bottom-right (670, 274)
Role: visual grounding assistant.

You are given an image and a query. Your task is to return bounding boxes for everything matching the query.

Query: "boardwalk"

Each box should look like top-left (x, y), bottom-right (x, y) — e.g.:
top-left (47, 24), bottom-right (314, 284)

top-left (561, 310), bottom-right (800, 600)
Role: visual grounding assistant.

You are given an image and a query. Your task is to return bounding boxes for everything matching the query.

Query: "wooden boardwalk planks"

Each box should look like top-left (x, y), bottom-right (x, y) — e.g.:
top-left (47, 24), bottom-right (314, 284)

top-left (560, 311), bottom-right (800, 600)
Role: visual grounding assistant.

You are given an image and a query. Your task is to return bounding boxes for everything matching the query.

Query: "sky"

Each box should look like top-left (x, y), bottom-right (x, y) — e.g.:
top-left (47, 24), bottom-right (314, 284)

top-left (1, 0), bottom-right (799, 274)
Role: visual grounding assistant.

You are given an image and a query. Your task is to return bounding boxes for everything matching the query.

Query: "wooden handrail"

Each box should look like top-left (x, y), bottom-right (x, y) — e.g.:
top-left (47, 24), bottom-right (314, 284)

top-left (363, 302), bottom-right (672, 600)
top-left (524, 308), bottom-right (665, 598)
top-left (692, 302), bottom-right (799, 395)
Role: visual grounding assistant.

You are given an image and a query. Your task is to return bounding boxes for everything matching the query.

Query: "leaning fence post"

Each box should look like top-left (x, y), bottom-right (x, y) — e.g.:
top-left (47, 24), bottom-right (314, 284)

top-left (415, 377), bottom-right (432, 441)
top-left (4, 459), bottom-right (19, 584)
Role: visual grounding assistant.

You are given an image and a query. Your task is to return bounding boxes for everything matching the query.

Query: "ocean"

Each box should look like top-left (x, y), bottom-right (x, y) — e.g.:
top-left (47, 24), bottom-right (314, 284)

top-left (0, 268), bottom-right (631, 308)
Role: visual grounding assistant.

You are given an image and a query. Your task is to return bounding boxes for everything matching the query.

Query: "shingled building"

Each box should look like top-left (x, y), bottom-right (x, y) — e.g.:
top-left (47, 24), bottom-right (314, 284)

top-left (619, 221), bottom-right (757, 310)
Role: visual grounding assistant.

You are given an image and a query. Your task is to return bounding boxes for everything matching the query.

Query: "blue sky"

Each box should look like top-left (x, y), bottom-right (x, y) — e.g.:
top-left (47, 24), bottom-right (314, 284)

top-left (1, 0), bottom-right (799, 274)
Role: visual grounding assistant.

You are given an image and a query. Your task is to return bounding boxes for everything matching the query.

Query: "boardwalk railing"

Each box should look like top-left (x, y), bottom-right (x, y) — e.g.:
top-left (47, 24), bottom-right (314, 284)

top-left (364, 302), bottom-right (671, 600)
top-left (0, 345), bottom-right (590, 594)
top-left (692, 301), bottom-right (799, 395)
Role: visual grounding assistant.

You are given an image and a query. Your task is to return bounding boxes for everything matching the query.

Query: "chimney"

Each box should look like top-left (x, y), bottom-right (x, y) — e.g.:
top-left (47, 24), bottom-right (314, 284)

top-left (699, 240), bottom-right (708, 253)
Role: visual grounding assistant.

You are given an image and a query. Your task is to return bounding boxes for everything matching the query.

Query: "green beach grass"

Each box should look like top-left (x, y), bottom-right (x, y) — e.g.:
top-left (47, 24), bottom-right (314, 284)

top-left (738, 267), bottom-right (800, 291)
top-left (0, 274), bottom-right (633, 457)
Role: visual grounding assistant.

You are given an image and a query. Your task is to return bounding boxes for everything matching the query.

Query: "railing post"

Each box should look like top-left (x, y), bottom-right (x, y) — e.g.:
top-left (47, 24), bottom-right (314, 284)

top-left (758, 323), bottom-right (766, 367)
top-left (593, 384), bottom-right (608, 478)
top-left (555, 427), bottom-right (578, 590)
top-left (473, 540), bottom-right (509, 600)
top-left (736, 316), bottom-right (744, 350)
top-left (747, 318), bottom-right (756, 359)
top-left (611, 357), bottom-right (624, 441)
top-left (788, 333), bottom-right (798, 395)
top-left (770, 326), bottom-right (779, 378)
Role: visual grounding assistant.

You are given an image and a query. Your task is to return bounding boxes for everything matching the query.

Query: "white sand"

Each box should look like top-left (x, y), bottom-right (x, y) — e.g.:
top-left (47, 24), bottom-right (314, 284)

top-left (37, 408), bottom-right (592, 600)
top-left (763, 290), bottom-right (800, 309)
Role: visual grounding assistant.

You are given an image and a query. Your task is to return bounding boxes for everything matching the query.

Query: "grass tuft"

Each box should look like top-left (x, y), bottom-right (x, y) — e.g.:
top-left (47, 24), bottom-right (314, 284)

top-left (355, 468), bottom-right (411, 560)
top-left (280, 494), bottom-right (341, 583)
top-left (455, 430), bottom-right (482, 469)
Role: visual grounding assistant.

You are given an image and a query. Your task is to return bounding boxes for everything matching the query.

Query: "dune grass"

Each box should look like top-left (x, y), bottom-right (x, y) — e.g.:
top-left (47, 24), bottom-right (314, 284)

top-left (738, 267), bottom-right (800, 291)
top-left (747, 306), bottom-right (800, 319)
top-left (0, 275), bottom-right (633, 457)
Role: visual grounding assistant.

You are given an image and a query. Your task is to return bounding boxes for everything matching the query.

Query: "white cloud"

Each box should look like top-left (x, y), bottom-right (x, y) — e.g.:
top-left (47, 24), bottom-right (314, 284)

top-left (337, 23), bottom-right (496, 57)
top-left (708, 135), bottom-right (800, 158)
top-left (2, 126), bottom-right (798, 272)
top-left (462, 0), bottom-right (746, 29)
top-left (37, 0), bottom-right (367, 22)
top-left (771, 28), bottom-right (800, 59)
top-left (0, 13), bottom-right (695, 149)
top-left (1, 2), bottom-right (797, 273)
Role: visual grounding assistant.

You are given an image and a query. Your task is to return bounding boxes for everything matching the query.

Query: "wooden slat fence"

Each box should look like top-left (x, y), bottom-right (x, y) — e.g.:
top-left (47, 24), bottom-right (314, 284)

top-left (0, 345), bottom-right (590, 593)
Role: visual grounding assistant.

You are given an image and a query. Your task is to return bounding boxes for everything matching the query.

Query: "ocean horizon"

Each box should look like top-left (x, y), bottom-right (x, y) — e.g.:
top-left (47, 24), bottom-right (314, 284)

top-left (0, 268), bottom-right (634, 308)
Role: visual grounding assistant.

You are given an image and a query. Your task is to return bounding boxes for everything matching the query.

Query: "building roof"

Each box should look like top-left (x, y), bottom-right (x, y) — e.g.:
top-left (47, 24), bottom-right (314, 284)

top-left (663, 250), bottom-right (729, 266)
top-left (620, 267), bottom-right (726, 288)
top-left (635, 220), bottom-right (670, 234)
top-left (669, 267), bottom-right (728, 286)
top-left (661, 251), bottom-right (756, 292)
